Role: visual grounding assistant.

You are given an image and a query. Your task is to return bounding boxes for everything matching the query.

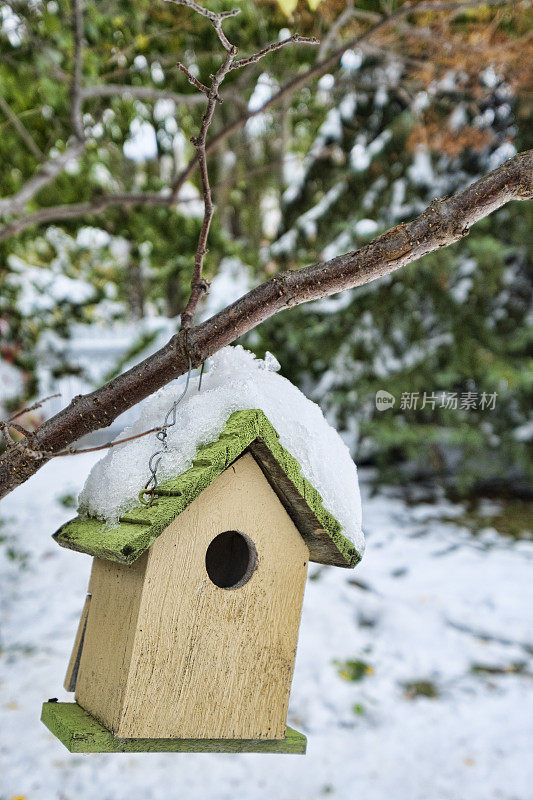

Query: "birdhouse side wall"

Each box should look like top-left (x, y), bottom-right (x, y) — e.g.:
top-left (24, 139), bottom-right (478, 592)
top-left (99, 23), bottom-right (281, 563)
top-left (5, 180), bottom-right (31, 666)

top-left (115, 453), bottom-right (309, 740)
top-left (74, 553), bottom-right (148, 733)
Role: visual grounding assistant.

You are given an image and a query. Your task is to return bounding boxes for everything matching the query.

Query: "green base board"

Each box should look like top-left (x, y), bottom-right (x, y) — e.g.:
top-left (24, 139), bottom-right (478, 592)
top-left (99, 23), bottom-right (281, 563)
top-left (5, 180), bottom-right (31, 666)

top-left (41, 702), bottom-right (307, 754)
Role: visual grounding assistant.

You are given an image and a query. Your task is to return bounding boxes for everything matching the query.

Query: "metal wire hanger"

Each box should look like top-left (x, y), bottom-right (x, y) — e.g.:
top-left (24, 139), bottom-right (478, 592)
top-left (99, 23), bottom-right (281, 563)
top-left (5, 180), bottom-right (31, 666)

top-left (139, 356), bottom-right (205, 507)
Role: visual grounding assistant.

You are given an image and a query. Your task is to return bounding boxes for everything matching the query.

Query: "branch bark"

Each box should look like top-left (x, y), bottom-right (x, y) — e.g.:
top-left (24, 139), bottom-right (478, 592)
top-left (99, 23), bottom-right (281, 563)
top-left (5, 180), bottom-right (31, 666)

top-left (1, 149), bottom-right (530, 499)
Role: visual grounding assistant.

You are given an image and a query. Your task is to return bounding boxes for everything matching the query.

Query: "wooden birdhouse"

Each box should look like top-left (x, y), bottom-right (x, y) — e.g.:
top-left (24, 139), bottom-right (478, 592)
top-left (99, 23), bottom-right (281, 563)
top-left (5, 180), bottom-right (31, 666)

top-left (42, 409), bottom-right (362, 754)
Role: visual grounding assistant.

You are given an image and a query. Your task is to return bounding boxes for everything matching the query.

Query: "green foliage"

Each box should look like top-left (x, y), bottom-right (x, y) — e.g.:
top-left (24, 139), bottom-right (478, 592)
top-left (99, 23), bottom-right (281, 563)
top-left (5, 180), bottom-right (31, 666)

top-left (403, 680), bottom-right (439, 699)
top-left (251, 58), bottom-right (533, 499)
top-left (335, 658), bottom-right (373, 682)
top-left (1, 0), bottom-right (530, 502)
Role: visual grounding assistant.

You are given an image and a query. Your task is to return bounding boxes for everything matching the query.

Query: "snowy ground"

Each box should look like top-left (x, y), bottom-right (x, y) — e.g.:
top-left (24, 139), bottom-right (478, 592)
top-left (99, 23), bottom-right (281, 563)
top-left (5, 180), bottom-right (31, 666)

top-left (1, 454), bottom-right (532, 800)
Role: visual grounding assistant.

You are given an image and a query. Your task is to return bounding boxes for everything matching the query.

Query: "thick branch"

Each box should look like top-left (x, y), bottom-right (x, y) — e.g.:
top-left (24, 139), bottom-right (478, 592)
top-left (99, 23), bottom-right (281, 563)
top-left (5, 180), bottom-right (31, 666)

top-left (0, 150), bottom-right (530, 499)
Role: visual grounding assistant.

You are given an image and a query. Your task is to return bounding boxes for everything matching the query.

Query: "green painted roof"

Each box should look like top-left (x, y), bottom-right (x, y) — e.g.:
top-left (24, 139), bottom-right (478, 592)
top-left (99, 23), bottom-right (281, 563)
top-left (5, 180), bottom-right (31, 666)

top-left (53, 409), bottom-right (361, 568)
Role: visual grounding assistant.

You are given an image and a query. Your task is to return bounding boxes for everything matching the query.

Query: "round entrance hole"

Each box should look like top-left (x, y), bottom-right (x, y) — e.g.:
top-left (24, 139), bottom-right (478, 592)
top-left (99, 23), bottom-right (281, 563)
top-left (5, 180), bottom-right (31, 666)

top-left (205, 531), bottom-right (257, 589)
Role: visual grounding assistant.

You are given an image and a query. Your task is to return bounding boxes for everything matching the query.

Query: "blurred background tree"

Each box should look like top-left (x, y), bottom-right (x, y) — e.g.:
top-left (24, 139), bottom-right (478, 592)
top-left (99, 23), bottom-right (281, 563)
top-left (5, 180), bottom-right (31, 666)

top-left (0, 0), bottom-right (531, 499)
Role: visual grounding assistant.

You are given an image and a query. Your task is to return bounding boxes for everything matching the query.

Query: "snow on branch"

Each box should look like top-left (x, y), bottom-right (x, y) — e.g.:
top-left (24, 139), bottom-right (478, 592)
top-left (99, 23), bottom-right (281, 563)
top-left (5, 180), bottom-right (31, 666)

top-left (0, 148), bottom-right (531, 499)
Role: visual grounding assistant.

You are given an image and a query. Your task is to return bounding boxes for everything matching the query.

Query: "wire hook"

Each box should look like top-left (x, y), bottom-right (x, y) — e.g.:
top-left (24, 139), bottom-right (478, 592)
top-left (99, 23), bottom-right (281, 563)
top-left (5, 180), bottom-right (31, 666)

top-left (139, 353), bottom-right (194, 507)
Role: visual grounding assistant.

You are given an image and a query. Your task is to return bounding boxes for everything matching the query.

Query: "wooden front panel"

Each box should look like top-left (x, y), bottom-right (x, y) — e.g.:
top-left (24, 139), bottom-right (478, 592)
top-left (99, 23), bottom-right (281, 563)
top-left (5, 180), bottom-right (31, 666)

top-left (116, 453), bottom-right (309, 740)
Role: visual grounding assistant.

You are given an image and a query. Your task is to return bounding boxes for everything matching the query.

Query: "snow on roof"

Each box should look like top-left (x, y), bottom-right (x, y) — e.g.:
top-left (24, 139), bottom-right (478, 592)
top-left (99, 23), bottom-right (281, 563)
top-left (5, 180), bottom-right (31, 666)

top-left (79, 346), bottom-right (364, 554)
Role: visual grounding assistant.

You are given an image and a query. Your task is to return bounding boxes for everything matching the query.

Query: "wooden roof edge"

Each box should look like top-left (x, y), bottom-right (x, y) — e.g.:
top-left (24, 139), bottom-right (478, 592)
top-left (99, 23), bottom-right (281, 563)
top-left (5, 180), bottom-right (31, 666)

top-left (53, 409), bottom-right (361, 568)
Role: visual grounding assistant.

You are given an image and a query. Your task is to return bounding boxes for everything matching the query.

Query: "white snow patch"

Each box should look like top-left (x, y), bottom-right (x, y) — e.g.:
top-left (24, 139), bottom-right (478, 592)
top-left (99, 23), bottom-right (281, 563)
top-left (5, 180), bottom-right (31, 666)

top-left (271, 228), bottom-right (297, 255)
top-left (199, 258), bottom-right (254, 321)
top-left (321, 230), bottom-right (352, 261)
top-left (0, 358), bottom-right (24, 417)
top-left (481, 65), bottom-right (500, 88)
top-left (296, 181), bottom-right (347, 240)
top-left (448, 105), bottom-right (467, 131)
top-left (488, 141), bottom-right (516, 171)
top-left (350, 130), bottom-right (392, 173)
top-left (408, 146), bottom-right (435, 186)
top-left (133, 55), bottom-right (147, 70)
top-left (79, 346), bottom-right (364, 553)
top-left (153, 98), bottom-right (176, 122)
top-left (6, 256), bottom-right (96, 315)
top-left (246, 73), bottom-right (278, 136)
top-left (355, 218), bottom-right (378, 238)
top-left (1, 460), bottom-right (532, 800)
top-left (123, 119), bottom-right (157, 161)
top-left (318, 74), bottom-right (335, 92)
top-left (341, 48), bottom-right (363, 71)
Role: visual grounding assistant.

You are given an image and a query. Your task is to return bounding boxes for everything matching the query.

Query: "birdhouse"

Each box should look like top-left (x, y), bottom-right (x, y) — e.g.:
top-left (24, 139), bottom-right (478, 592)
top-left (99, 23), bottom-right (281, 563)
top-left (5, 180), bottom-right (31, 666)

top-left (42, 409), bottom-right (362, 754)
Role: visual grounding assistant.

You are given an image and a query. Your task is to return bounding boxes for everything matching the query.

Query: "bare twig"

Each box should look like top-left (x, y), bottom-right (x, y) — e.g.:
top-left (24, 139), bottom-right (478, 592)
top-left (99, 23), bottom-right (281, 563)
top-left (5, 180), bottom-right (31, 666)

top-left (0, 0), bottom-right (514, 233)
top-left (0, 192), bottom-right (179, 241)
top-left (231, 35), bottom-right (319, 70)
top-left (169, 0), bottom-right (515, 198)
top-left (0, 149), bottom-right (531, 497)
top-left (70, 0), bottom-right (85, 141)
top-left (52, 425), bottom-right (167, 456)
top-left (0, 186), bottom-right (224, 242)
top-left (176, 62), bottom-right (211, 96)
top-left (8, 393), bottom-right (61, 422)
top-left (179, 47), bottom-right (235, 329)
top-left (176, 1), bottom-right (318, 330)
top-left (0, 95), bottom-right (44, 160)
top-left (164, 0), bottom-right (240, 52)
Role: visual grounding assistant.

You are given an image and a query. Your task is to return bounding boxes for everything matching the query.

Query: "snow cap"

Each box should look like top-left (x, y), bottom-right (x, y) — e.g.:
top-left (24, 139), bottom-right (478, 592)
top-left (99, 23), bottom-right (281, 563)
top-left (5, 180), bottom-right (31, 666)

top-left (72, 346), bottom-right (364, 563)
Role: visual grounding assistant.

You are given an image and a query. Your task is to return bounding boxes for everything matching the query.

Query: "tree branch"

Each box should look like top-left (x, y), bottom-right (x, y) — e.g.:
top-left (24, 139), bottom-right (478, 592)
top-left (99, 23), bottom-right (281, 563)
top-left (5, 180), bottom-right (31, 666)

top-left (1, 150), bottom-right (530, 498)
top-left (169, 0), bottom-right (516, 197)
top-left (70, 0), bottom-right (85, 141)
top-left (80, 83), bottom-right (207, 105)
top-left (174, 0), bottom-right (317, 330)
top-left (0, 0), bottom-right (514, 234)
top-left (0, 140), bottom-right (87, 219)
top-left (231, 34), bottom-right (319, 70)
top-left (0, 191), bottom-right (179, 241)
top-left (0, 94), bottom-right (44, 160)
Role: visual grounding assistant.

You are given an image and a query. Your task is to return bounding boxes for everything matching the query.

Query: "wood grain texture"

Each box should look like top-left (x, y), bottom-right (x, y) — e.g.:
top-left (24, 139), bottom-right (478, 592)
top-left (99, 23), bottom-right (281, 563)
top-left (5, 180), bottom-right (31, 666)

top-left (41, 702), bottom-right (307, 753)
top-left (74, 553), bottom-right (148, 732)
top-left (74, 453), bottom-right (309, 740)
